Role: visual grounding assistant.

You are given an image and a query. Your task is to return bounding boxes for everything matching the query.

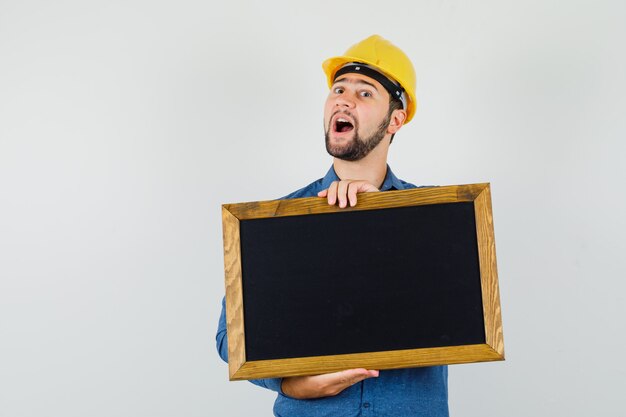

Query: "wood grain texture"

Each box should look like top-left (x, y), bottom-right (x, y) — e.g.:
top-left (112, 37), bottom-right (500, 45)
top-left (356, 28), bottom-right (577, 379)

top-left (223, 183), bottom-right (489, 220)
top-left (222, 207), bottom-right (246, 379)
top-left (221, 183), bottom-right (505, 380)
top-left (230, 344), bottom-right (503, 380)
top-left (474, 185), bottom-right (505, 358)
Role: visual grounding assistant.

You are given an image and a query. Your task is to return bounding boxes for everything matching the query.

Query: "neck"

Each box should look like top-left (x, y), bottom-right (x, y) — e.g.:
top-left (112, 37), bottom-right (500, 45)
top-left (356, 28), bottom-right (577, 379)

top-left (332, 139), bottom-right (390, 189)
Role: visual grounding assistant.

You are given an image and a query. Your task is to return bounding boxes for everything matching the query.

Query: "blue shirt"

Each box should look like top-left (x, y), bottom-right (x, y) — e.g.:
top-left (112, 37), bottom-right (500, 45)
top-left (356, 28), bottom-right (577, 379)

top-left (216, 165), bottom-right (449, 417)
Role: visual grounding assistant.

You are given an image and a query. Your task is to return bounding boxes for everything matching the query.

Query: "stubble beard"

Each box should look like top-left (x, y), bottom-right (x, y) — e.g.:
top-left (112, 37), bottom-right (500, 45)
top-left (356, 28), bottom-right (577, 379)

top-left (324, 112), bottom-right (392, 162)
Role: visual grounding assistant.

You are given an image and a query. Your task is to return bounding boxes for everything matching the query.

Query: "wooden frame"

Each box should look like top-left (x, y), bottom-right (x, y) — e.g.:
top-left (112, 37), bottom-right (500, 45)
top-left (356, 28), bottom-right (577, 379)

top-left (222, 183), bottom-right (504, 380)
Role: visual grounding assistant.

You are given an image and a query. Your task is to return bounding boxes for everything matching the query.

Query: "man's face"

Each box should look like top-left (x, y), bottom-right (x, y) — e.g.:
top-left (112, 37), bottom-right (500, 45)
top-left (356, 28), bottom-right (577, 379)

top-left (324, 73), bottom-right (393, 161)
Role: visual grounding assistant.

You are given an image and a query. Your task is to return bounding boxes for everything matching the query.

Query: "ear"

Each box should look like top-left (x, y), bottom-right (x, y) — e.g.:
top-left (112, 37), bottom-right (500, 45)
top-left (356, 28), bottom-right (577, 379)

top-left (387, 109), bottom-right (407, 134)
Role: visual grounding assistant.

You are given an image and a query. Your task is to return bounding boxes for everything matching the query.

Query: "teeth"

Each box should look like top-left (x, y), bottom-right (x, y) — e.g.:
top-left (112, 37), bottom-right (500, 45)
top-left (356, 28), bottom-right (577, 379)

top-left (337, 118), bottom-right (349, 123)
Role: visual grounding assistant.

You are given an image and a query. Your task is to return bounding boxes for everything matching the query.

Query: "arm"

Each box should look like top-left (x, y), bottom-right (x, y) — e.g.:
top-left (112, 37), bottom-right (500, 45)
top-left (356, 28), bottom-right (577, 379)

top-left (216, 297), bottom-right (283, 393)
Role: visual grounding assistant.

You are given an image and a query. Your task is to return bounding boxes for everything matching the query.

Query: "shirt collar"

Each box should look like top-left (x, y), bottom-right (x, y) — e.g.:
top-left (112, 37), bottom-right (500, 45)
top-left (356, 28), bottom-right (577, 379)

top-left (321, 164), bottom-right (407, 191)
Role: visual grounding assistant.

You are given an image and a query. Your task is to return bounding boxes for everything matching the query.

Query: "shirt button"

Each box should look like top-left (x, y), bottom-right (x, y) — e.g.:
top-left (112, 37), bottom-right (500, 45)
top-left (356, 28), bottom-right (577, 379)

top-left (363, 403), bottom-right (370, 408)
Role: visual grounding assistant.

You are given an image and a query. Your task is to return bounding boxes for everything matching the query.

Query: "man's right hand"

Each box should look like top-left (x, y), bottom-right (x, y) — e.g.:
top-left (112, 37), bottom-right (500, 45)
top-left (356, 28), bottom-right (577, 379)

top-left (317, 180), bottom-right (379, 208)
top-left (281, 368), bottom-right (379, 399)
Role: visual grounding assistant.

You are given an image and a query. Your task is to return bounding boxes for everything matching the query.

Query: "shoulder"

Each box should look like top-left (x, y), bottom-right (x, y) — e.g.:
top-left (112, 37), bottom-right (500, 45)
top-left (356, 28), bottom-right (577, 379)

top-left (384, 166), bottom-right (437, 191)
top-left (399, 179), bottom-right (418, 189)
top-left (399, 182), bottom-right (438, 190)
top-left (394, 178), bottom-right (437, 191)
top-left (280, 178), bottom-right (326, 200)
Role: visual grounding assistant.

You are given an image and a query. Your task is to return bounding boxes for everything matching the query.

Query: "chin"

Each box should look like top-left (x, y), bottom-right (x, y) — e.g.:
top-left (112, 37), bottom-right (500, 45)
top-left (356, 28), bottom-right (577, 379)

top-left (327, 139), bottom-right (353, 153)
top-left (325, 129), bottom-right (362, 160)
top-left (330, 132), bottom-right (356, 145)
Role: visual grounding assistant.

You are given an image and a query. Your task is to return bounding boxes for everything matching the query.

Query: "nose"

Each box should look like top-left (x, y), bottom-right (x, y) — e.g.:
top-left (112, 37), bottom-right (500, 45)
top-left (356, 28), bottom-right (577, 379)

top-left (335, 93), bottom-right (356, 109)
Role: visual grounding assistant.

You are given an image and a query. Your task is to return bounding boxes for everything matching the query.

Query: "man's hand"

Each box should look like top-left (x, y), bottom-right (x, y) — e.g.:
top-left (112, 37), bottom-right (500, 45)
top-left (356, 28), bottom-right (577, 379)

top-left (317, 180), bottom-right (379, 208)
top-left (281, 369), bottom-right (379, 399)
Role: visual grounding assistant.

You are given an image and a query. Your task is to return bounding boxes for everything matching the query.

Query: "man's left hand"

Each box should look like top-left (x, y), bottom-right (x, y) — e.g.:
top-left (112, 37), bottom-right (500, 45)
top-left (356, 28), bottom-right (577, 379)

top-left (317, 180), bottom-right (379, 208)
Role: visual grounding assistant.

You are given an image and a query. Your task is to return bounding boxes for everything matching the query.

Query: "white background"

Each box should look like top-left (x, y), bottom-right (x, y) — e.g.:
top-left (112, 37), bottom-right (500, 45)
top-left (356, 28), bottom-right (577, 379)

top-left (1, 0), bottom-right (625, 416)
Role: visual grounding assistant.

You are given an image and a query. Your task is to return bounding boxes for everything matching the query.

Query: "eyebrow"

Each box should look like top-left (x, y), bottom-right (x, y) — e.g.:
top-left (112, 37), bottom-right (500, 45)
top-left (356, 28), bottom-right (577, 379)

top-left (333, 76), bottom-right (380, 91)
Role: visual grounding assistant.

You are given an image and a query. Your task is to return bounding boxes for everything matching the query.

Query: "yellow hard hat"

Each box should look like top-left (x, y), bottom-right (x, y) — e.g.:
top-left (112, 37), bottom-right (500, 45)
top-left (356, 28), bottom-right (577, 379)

top-left (322, 34), bottom-right (417, 123)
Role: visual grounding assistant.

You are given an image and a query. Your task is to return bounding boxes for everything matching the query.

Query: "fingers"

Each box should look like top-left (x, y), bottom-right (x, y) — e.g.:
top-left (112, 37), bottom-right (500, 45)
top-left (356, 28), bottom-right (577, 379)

top-left (327, 181), bottom-right (339, 205)
top-left (337, 181), bottom-right (350, 208)
top-left (282, 369), bottom-right (380, 399)
top-left (347, 182), bottom-right (359, 207)
top-left (339, 368), bottom-right (379, 385)
top-left (325, 369), bottom-right (380, 396)
top-left (318, 180), bottom-right (379, 208)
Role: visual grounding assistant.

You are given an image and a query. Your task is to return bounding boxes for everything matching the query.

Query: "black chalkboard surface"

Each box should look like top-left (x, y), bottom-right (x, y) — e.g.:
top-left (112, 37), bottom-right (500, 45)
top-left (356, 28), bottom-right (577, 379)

top-left (222, 184), bottom-right (504, 380)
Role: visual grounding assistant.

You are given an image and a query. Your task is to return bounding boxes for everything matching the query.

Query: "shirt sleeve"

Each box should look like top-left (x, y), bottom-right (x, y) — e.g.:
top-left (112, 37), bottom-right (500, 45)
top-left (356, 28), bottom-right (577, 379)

top-left (216, 296), bottom-right (285, 394)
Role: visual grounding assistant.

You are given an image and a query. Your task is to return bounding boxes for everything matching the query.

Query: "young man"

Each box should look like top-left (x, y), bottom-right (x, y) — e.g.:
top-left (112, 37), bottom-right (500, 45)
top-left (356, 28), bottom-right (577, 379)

top-left (216, 35), bottom-right (449, 417)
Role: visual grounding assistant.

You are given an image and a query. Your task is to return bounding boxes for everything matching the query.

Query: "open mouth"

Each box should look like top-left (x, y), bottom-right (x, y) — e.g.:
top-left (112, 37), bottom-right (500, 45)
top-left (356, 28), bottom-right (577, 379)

top-left (334, 117), bottom-right (355, 133)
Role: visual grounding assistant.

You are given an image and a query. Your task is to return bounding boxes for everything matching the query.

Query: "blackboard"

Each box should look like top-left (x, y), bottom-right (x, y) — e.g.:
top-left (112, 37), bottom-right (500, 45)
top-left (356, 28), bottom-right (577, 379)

top-left (222, 183), bottom-right (504, 380)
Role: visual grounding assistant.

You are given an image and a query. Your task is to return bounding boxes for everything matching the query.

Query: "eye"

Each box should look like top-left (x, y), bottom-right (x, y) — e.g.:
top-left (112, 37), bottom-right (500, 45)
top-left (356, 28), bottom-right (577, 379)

top-left (360, 90), bottom-right (373, 98)
top-left (333, 87), bottom-right (344, 94)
